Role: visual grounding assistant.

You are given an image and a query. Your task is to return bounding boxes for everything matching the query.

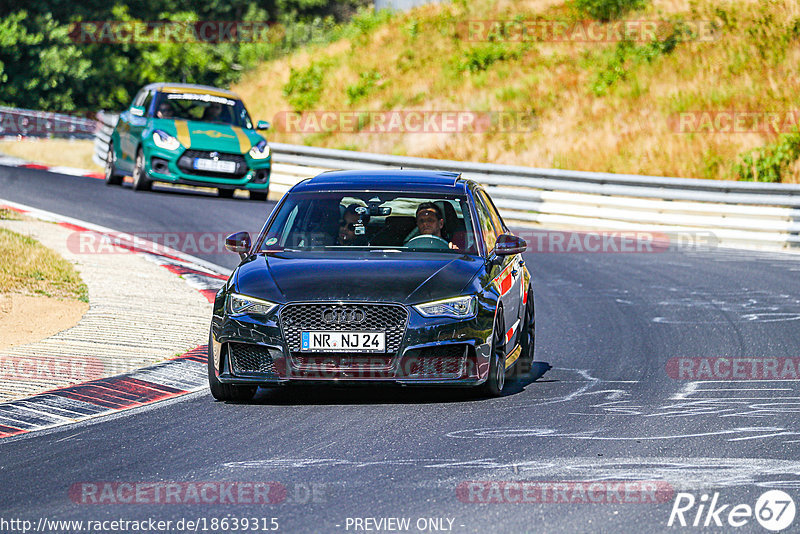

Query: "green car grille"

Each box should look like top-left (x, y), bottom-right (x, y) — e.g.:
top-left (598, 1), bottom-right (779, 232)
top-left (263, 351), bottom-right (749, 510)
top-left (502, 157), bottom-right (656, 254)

top-left (177, 149), bottom-right (248, 178)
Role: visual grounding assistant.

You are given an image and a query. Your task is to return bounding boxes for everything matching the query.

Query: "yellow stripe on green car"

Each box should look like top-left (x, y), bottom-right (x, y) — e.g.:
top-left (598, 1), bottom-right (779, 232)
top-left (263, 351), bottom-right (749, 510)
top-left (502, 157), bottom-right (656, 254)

top-left (174, 121), bottom-right (191, 147)
top-left (231, 127), bottom-right (250, 154)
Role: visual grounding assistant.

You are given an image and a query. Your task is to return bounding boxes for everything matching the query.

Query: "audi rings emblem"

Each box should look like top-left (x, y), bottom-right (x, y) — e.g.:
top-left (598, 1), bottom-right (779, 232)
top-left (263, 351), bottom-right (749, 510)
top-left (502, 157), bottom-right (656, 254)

top-left (322, 307), bottom-right (366, 324)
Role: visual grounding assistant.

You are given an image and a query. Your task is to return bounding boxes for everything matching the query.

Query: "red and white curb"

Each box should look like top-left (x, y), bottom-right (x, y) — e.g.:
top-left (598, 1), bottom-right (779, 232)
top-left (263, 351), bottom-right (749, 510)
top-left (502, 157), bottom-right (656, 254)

top-left (0, 346), bottom-right (209, 439)
top-left (0, 200), bottom-right (233, 438)
top-left (0, 154), bottom-right (104, 180)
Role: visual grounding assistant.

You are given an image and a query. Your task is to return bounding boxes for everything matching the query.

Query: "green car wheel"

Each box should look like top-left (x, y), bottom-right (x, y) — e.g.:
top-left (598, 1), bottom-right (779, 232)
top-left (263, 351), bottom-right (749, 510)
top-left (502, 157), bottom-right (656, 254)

top-left (104, 142), bottom-right (123, 186)
top-left (132, 149), bottom-right (152, 192)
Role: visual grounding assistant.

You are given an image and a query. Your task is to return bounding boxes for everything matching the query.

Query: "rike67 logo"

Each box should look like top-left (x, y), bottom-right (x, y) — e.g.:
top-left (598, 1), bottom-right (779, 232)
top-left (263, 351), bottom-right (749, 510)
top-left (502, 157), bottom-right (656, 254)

top-left (668, 490), bottom-right (796, 531)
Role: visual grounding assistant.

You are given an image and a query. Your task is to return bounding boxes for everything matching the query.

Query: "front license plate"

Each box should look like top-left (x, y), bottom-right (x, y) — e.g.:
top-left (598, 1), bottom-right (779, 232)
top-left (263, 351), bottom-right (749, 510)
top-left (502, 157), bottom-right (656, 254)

top-left (193, 158), bottom-right (237, 173)
top-left (300, 331), bottom-right (385, 352)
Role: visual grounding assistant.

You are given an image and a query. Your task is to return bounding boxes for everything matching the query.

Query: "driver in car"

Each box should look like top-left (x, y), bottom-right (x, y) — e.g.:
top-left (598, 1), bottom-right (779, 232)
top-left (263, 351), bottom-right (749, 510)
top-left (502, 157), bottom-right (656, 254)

top-left (406, 202), bottom-right (459, 249)
top-left (156, 102), bottom-right (173, 119)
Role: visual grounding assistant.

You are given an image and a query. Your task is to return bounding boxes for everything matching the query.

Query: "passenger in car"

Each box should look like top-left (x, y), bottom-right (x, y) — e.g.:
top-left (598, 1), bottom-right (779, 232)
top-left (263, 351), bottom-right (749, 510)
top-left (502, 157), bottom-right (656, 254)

top-left (337, 204), bottom-right (370, 246)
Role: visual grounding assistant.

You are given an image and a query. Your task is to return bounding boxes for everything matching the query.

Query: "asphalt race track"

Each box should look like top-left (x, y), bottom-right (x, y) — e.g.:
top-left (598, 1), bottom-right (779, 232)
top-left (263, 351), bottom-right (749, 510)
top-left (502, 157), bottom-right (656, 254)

top-left (2, 165), bottom-right (800, 533)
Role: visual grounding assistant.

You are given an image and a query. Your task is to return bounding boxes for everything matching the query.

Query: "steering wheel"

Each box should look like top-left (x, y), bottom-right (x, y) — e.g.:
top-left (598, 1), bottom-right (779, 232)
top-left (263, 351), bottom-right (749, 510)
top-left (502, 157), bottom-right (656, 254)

top-left (405, 234), bottom-right (450, 250)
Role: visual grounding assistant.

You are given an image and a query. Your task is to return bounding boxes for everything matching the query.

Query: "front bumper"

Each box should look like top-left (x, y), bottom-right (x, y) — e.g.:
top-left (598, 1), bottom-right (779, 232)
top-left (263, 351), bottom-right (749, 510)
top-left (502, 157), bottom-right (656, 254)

top-left (210, 302), bottom-right (495, 386)
top-left (144, 145), bottom-right (271, 190)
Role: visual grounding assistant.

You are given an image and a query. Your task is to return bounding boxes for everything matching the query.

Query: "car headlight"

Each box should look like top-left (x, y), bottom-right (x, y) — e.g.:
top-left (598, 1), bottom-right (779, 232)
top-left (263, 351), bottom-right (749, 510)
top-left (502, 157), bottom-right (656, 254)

top-left (227, 293), bottom-right (278, 316)
top-left (249, 140), bottom-right (270, 160)
top-left (152, 130), bottom-right (181, 151)
top-left (414, 296), bottom-right (476, 318)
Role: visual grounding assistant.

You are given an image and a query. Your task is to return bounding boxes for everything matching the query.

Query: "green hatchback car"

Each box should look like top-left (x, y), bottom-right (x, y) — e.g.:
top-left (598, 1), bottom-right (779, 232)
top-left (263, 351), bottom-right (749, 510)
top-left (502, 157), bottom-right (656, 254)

top-left (105, 83), bottom-right (272, 200)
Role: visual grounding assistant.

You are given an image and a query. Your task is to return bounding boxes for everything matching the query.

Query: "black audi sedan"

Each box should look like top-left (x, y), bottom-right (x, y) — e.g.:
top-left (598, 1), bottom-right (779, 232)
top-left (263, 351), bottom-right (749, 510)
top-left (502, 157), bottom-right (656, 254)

top-left (209, 170), bottom-right (534, 400)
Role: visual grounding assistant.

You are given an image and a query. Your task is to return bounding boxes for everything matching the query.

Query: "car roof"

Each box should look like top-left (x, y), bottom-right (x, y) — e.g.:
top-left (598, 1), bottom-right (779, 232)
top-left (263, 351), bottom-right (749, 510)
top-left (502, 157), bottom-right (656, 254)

top-left (290, 170), bottom-right (469, 194)
top-left (142, 82), bottom-right (240, 99)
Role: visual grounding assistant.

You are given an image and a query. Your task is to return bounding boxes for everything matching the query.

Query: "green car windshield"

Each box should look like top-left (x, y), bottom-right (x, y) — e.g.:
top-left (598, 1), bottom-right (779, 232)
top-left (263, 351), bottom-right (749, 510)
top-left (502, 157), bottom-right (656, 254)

top-left (152, 92), bottom-right (253, 129)
top-left (259, 192), bottom-right (478, 254)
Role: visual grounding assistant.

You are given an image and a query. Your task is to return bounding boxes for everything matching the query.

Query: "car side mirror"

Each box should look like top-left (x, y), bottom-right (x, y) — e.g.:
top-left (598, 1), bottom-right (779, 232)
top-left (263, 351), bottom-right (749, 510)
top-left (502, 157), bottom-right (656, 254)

top-left (130, 105), bottom-right (146, 117)
top-left (256, 120), bottom-right (271, 131)
top-left (225, 231), bottom-right (251, 260)
top-left (495, 234), bottom-right (527, 256)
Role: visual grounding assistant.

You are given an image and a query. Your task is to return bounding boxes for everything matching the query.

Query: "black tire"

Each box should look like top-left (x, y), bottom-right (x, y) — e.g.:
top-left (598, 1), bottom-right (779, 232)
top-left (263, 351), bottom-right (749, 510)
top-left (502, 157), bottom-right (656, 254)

top-left (250, 190), bottom-right (268, 201)
top-left (478, 311), bottom-right (506, 397)
top-left (207, 331), bottom-right (257, 402)
top-left (517, 288), bottom-right (535, 374)
top-left (131, 148), bottom-right (152, 192)
top-left (104, 142), bottom-right (123, 186)
top-left (218, 188), bottom-right (235, 199)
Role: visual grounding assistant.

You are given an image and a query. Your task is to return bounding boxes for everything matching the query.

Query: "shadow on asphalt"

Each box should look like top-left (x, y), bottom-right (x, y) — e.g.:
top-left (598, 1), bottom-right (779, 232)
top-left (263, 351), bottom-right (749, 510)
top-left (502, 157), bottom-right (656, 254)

top-left (242, 361), bottom-right (552, 406)
top-left (117, 180), bottom-right (262, 202)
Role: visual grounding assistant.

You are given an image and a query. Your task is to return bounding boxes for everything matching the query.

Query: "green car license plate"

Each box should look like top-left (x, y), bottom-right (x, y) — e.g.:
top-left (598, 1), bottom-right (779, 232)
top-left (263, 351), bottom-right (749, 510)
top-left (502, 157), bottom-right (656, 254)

top-left (193, 158), bottom-right (236, 173)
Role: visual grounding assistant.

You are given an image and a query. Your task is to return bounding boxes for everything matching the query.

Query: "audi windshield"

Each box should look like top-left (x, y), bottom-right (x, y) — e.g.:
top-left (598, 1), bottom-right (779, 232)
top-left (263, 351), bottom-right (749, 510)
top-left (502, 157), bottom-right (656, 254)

top-left (257, 192), bottom-right (478, 254)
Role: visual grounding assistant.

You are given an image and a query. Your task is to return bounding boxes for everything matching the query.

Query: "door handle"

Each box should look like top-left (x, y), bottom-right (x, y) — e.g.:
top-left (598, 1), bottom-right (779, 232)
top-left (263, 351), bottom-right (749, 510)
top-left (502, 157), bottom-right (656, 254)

top-left (511, 270), bottom-right (519, 277)
top-left (518, 259), bottom-right (525, 266)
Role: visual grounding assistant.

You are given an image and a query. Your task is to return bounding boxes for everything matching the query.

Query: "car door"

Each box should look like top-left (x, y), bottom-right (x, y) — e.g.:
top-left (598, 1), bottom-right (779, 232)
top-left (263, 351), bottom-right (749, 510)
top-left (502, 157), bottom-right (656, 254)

top-left (479, 188), bottom-right (524, 329)
top-left (128, 89), bottom-right (152, 153)
top-left (474, 189), bottom-right (520, 355)
top-left (116, 89), bottom-right (141, 170)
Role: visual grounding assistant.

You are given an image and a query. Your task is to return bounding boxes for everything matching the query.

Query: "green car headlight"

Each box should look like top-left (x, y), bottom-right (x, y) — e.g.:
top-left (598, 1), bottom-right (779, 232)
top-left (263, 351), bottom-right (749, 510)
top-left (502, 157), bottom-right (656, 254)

top-left (249, 140), bottom-right (270, 160)
top-left (414, 296), bottom-right (477, 319)
top-left (227, 293), bottom-right (278, 316)
top-left (152, 130), bottom-right (181, 151)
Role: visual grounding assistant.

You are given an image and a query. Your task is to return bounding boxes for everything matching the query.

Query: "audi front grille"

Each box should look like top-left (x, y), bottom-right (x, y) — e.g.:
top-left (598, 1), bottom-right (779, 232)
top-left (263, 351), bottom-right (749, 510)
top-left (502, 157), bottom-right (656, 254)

top-left (400, 345), bottom-right (468, 379)
top-left (228, 342), bottom-right (278, 376)
top-left (279, 303), bottom-right (408, 371)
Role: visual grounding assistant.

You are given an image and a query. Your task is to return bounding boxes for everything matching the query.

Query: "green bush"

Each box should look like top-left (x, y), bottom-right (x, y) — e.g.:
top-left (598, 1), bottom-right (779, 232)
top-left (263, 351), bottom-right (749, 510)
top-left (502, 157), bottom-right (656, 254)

top-left (735, 132), bottom-right (800, 183)
top-left (346, 69), bottom-right (381, 104)
top-left (283, 60), bottom-right (331, 111)
top-left (457, 43), bottom-right (523, 73)
top-left (0, 1), bottom-right (368, 113)
top-left (591, 31), bottom-right (679, 95)
top-left (573, 0), bottom-right (649, 22)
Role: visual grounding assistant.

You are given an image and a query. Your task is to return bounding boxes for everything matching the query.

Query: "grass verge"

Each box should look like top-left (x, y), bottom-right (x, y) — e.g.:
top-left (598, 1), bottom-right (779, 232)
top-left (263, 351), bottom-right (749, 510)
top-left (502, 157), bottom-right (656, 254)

top-left (0, 139), bottom-right (100, 171)
top-left (0, 221), bottom-right (89, 303)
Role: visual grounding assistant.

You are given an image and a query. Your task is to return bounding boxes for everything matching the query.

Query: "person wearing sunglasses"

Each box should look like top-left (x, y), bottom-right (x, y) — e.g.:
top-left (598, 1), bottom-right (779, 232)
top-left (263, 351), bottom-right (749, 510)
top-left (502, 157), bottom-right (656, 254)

top-left (336, 204), bottom-right (370, 246)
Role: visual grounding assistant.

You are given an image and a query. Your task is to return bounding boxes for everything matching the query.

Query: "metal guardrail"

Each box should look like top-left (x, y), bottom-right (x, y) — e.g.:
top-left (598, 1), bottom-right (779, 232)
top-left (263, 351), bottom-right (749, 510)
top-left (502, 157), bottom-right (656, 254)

top-left (93, 111), bottom-right (800, 251)
top-left (0, 106), bottom-right (97, 139)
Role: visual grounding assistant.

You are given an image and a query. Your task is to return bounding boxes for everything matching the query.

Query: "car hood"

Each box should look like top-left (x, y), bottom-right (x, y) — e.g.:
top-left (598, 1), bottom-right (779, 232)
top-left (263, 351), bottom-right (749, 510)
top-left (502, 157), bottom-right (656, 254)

top-left (151, 118), bottom-right (261, 154)
top-left (234, 251), bottom-right (484, 304)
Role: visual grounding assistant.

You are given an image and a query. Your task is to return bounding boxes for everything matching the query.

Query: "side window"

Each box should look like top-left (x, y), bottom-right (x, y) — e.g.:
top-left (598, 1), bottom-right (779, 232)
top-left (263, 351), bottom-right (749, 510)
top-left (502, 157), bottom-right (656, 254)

top-left (478, 190), bottom-right (506, 235)
top-left (133, 90), bottom-right (147, 107)
top-left (474, 192), bottom-right (499, 253)
top-left (142, 91), bottom-right (154, 116)
top-left (280, 205), bottom-right (300, 246)
top-left (238, 105), bottom-right (253, 129)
